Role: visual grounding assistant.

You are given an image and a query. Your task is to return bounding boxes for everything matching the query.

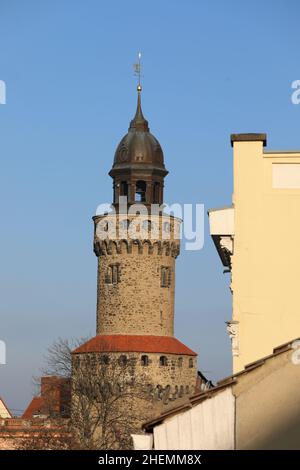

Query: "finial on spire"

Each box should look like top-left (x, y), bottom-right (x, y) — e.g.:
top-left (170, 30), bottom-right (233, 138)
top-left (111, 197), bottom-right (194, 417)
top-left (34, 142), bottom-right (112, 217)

top-left (134, 52), bottom-right (142, 92)
top-left (130, 52), bottom-right (149, 131)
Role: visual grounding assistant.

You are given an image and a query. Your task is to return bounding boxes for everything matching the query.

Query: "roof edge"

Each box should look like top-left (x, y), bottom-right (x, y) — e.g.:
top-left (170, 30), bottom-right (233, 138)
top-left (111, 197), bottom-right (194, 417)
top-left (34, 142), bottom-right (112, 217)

top-left (72, 335), bottom-right (197, 357)
top-left (231, 133), bottom-right (267, 147)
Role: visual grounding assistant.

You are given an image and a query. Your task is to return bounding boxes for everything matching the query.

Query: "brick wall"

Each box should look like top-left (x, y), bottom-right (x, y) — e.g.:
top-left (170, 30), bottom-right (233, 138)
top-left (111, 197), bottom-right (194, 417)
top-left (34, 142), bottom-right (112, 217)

top-left (0, 418), bottom-right (69, 450)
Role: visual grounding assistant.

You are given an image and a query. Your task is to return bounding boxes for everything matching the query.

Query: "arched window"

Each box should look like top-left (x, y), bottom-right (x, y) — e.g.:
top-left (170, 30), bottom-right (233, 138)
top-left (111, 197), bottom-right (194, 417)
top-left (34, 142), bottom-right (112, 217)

top-left (189, 358), bottom-right (194, 368)
top-left (100, 354), bottom-right (109, 365)
top-left (113, 383), bottom-right (122, 396)
top-left (153, 182), bottom-right (160, 204)
top-left (160, 356), bottom-right (168, 366)
top-left (105, 264), bottom-right (120, 284)
top-left (118, 355), bottom-right (127, 366)
top-left (141, 355), bottom-right (149, 366)
top-left (161, 267), bottom-right (171, 288)
top-left (156, 385), bottom-right (163, 400)
top-left (135, 180), bottom-right (146, 202)
top-left (161, 267), bottom-right (167, 287)
top-left (163, 221), bottom-right (170, 233)
top-left (178, 357), bottom-right (183, 367)
top-left (142, 220), bottom-right (152, 231)
top-left (119, 219), bottom-right (130, 231)
top-left (120, 181), bottom-right (129, 197)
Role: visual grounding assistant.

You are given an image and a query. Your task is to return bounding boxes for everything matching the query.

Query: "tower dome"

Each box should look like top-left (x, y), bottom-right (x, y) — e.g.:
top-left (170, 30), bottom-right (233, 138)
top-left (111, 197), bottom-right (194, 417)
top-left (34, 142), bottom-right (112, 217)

top-left (113, 88), bottom-right (166, 171)
top-left (109, 86), bottom-right (168, 207)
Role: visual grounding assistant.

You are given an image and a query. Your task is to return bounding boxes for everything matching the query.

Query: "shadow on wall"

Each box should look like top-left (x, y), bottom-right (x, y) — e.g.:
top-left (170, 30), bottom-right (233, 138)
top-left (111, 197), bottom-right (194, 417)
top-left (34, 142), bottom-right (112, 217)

top-left (246, 409), bottom-right (300, 450)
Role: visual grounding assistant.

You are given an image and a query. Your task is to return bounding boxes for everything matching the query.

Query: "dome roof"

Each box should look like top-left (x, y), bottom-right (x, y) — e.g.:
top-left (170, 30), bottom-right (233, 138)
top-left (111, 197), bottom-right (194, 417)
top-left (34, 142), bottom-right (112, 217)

top-left (112, 88), bottom-right (166, 172)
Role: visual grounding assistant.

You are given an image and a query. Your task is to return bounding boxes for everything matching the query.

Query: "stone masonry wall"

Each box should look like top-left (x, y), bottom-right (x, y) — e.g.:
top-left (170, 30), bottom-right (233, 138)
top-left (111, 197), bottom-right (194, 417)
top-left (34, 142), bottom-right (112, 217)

top-left (72, 351), bottom-right (197, 415)
top-left (94, 214), bottom-right (181, 336)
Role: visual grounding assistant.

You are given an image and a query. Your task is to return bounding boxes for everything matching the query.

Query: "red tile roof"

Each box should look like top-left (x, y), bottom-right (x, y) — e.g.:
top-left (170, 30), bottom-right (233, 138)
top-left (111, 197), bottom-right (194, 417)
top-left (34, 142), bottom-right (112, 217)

top-left (72, 335), bottom-right (197, 356)
top-left (22, 396), bottom-right (44, 419)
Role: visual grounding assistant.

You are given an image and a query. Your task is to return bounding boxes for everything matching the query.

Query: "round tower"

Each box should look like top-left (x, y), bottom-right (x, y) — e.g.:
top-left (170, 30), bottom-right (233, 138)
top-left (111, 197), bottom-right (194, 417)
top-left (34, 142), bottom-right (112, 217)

top-left (94, 212), bottom-right (180, 336)
top-left (72, 85), bottom-right (198, 433)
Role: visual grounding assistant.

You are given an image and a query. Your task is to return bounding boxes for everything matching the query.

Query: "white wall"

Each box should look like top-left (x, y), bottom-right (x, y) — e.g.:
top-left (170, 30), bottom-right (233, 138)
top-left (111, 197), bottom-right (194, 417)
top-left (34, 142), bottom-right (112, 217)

top-left (153, 387), bottom-right (235, 450)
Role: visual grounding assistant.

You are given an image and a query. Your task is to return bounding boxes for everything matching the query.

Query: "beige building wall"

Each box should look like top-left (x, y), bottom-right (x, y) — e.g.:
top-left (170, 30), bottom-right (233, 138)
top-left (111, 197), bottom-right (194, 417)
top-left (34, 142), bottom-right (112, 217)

top-left (209, 134), bottom-right (300, 373)
top-left (0, 400), bottom-right (11, 419)
top-left (235, 347), bottom-right (300, 449)
top-left (231, 136), bottom-right (300, 372)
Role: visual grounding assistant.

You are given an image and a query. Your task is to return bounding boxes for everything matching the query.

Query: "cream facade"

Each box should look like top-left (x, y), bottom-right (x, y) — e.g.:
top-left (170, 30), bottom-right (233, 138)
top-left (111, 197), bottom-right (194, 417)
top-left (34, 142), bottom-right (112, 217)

top-left (0, 398), bottom-right (11, 419)
top-left (209, 134), bottom-right (300, 372)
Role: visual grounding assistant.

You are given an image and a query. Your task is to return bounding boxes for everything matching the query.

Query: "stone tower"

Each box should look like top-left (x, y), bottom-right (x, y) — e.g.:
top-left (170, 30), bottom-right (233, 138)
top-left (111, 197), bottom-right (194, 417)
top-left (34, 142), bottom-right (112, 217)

top-left (72, 86), bottom-right (198, 436)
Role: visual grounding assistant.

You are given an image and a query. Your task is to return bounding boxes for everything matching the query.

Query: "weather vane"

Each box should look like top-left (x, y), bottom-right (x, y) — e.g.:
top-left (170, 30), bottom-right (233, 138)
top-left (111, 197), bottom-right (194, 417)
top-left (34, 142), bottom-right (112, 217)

top-left (133, 52), bottom-right (142, 91)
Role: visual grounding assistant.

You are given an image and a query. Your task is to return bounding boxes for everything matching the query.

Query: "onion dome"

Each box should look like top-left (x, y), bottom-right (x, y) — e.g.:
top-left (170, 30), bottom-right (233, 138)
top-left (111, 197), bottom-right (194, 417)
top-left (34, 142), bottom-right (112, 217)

top-left (112, 86), bottom-right (167, 173)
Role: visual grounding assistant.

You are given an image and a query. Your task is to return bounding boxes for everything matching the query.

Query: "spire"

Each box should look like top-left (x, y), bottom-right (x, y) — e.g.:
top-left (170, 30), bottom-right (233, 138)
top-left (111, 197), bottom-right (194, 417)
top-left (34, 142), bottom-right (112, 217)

top-left (129, 85), bottom-right (149, 132)
top-left (130, 53), bottom-right (149, 132)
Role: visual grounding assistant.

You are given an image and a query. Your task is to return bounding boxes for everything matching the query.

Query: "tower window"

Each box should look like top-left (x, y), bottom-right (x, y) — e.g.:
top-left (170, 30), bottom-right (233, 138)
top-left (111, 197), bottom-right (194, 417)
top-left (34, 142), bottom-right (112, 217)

top-left (118, 355), bottom-right (127, 366)
top-left (161, 267), bottom-right (171, 288)
top-left (141, 355), bottom-right (149, 366)
top-left (105, 264), bottom-right (120, 284)
top-left (100, 354), bottom-right (109, 365)
top-left (178, 357), bottom-right (183, 367)
top-left (135, 180), bottom-right (146, 202)
top-left (163, 221), bottom-right (170, 233)
top-left (160, 356), bottom-right (168, 366)
top-left (120, 181), bottom-right (129, 197)
top-left (119, 219), bottom-right (130, 231)
top-left (142, 220), bottom-right (152, 231)
top-left (189, 358), bottom-right (194, 368)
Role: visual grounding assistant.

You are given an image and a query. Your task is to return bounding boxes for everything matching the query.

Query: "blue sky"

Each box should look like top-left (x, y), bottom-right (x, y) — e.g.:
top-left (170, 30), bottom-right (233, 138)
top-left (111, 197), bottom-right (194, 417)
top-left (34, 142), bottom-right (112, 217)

top-left (0, 0), bottom-right (299, 414)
